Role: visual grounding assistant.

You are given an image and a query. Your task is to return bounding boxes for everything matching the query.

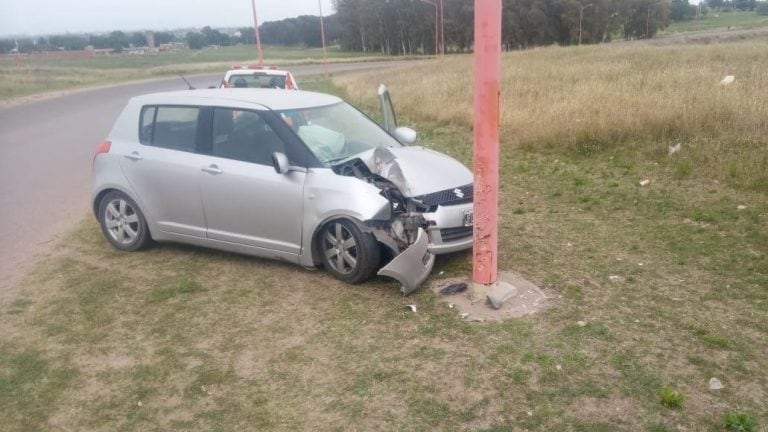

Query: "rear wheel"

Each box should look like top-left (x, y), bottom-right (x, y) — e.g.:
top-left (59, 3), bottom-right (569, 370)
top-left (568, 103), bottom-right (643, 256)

top-left (319, 219), bottom-right (380, 284)
top-left (98, 191), bottom-right (150, 252)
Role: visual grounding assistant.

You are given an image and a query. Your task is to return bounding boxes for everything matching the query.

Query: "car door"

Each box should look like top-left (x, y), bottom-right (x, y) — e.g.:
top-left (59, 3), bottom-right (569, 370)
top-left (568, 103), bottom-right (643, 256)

top-left (378, 84), bottom-right (398, 134)
top-left (119, 105), bottom-right (208, 237)
top-left (198, 107), bottom-right (305, 255)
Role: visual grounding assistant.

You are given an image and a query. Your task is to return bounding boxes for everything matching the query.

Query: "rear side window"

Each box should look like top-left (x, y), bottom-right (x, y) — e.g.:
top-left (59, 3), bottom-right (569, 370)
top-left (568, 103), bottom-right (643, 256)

top-left (139, 106), bottom-right (156, 144)
top-left (139, 105), bottom-right (199, 152)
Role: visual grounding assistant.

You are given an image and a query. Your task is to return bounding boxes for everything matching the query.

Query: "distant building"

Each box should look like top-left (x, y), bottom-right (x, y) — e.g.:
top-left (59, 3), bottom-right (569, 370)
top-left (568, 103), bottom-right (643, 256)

top-left (145, 31), bottom-right (155, 49)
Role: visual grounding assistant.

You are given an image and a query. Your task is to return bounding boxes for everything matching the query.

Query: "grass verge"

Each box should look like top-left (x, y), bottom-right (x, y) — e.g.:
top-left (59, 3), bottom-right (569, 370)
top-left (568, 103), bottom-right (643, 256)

top-left (1, 51), bottom-right (767, 431)
top-left (0, 44), bottom-right (410, 102)
top-left (664, 10), bottom-right (768, 33)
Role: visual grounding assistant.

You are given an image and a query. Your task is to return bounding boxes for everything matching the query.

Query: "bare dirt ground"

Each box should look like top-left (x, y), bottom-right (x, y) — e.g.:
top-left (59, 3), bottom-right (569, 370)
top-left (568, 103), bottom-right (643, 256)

top-left (430, 272), bottom-right (549, 322)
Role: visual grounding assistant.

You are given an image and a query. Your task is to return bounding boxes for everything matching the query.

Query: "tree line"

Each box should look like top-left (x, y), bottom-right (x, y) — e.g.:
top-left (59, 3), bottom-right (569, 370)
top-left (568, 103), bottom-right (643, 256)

top-left (0, 31), bottom-right (175, 54)
top-left (2, 0), bottom-right (766, 55)
top-left (184, 16), bottom-right (340, 50)
top-left (334, 0), bottom-right (766, 53)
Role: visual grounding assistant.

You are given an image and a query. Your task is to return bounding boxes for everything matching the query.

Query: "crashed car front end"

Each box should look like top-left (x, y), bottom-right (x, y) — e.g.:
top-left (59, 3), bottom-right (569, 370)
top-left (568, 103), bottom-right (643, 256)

top-left (298, 146), bottom-right (472, 294)
top-left (283, 97), bottom-right (473, 294)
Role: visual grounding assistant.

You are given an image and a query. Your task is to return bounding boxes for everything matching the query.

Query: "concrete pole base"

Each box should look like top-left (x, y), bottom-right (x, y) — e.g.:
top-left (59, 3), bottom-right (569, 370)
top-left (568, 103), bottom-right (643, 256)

top-left (470, 275), bottom-right (519, 309)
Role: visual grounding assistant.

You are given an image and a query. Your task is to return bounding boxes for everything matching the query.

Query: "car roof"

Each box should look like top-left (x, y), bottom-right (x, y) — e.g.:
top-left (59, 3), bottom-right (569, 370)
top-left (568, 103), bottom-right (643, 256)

top-left (225, 69), bottom-right (289, 76)
top-left (130, 88), bottom-right (342, 111)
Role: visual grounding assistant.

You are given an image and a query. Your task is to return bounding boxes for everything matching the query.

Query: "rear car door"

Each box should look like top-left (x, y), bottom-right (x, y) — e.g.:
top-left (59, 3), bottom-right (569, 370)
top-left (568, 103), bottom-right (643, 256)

top-left (119, 105), bottom-right (208, 237)
top-left (198, 107), bottom-right (305, 254)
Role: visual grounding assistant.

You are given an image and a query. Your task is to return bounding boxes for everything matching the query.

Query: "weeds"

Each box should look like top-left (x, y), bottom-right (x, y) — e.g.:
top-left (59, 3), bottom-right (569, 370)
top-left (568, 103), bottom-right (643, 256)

top-left (659, 387), bottom-right (685, 409)
top-left (723, 411), bottom-right (758, 432)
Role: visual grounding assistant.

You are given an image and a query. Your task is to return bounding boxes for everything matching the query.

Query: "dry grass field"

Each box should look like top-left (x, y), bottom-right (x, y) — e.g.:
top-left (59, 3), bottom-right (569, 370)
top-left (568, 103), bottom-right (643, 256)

top-left (1, 40), bottom-right (767, 431)
top-left (337, 41), bottom-right (768, 191)
top-left (0, 44), bottom-right (395, 102)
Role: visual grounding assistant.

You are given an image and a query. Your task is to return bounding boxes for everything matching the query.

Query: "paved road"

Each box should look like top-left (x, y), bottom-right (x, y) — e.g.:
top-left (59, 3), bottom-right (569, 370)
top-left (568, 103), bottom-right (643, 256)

top-left (0, 61), bottom-right (407, 289)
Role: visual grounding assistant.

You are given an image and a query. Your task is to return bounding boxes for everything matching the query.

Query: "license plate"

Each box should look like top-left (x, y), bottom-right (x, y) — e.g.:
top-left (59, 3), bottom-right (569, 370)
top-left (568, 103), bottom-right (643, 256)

top-left (463, 209), bottom-right (474, 227)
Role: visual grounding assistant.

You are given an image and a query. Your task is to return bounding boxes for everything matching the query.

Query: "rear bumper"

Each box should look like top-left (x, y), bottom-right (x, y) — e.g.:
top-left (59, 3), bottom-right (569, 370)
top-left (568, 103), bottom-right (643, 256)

top-left (423, 202), bottom-right (474, 254)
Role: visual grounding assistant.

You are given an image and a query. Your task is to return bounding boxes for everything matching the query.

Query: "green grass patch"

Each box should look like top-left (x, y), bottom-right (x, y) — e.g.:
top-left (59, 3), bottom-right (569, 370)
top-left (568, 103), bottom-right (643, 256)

top-left (664, 11), bottom-right (768, 32)
top-left (658, 387), bottom-right (685, 409)
top-left (0, 345), bottom-right (76, 431)
top-left (723, 411), bottom-right (758, 432)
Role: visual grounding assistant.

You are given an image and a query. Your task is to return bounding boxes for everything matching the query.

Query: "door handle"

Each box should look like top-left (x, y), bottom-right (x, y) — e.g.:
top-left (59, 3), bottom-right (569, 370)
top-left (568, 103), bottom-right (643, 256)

top-left (124, 151), bottom-right (143, 161)
top-left (201, 164), bottom-right (223, 174)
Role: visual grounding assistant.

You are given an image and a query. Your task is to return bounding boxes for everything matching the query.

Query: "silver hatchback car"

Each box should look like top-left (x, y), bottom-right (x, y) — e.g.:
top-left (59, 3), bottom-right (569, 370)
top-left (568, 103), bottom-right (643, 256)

top-left (92, 86), bottom-right (473, 293)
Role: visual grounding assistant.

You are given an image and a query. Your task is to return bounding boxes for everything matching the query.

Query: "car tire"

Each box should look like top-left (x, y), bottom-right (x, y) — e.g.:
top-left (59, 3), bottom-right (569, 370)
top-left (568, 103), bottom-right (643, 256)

top-left (97, 191), bottom-right (151, 252)
top-left (319, 219), bottom-right (381, 284)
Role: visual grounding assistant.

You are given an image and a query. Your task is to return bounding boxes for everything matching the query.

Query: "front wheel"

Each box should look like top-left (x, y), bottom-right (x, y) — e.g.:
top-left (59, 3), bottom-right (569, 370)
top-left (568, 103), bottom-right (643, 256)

top-left (97, 191), bottom-right (151, 252)
top-left (319, 219), bottom-right (380, 284)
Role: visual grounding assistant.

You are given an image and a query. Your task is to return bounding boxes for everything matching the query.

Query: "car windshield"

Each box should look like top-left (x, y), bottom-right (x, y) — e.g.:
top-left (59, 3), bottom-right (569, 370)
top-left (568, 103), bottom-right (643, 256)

top-left (277, 102), bottom-right (402, 165)
top-left (228, 73), bottom-right (286, 89)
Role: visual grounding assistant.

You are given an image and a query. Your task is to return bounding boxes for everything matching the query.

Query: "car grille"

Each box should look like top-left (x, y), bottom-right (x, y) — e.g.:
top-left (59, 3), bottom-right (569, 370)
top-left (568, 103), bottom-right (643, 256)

top-left (414, 184), bottom-right (473, 207)
top-left (440, 226), bottom-right (473, 242)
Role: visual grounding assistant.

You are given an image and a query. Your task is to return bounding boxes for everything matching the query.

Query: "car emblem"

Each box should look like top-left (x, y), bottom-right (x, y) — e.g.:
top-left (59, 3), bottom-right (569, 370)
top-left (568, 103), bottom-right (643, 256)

top-left (453, 188), bottom-right (464, 198)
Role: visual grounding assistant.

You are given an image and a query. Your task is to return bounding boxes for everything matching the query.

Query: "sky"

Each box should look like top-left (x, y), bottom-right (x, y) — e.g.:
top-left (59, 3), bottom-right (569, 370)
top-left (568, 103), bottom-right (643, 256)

top-left (0, 0), bottom-right (336, 37)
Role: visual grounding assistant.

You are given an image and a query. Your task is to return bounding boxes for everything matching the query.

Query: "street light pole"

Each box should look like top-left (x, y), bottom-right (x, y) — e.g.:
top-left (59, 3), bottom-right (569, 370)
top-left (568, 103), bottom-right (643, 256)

top-left (646, 7), bottom-right (650, 38)
top-left (319, 0), bottom-right (328, 76)
top-left (421, 0), bottom-right (439, 55)
top-left (251, 0), bottom-right (264, 66)
top-left (697, 1), bottom-right (702, 31)
top-left (439, 0), bottom-right (445, 54)
top-left (579, 3), bottom-right (593, 45)
top-left (472, 0), bottom-right (502, 286)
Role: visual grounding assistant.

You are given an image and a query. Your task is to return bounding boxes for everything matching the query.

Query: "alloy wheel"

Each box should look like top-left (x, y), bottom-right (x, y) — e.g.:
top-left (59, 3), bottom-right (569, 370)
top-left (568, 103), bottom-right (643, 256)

top-left (103, 198), bottom-right (140, 245)
top-left (323, 222), bottom-right (358, 274)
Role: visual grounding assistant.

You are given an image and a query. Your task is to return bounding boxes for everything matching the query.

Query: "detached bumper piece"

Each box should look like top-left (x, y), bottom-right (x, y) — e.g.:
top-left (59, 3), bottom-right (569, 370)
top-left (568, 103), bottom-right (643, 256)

top-left (377, 228), bottom-right (435, 295)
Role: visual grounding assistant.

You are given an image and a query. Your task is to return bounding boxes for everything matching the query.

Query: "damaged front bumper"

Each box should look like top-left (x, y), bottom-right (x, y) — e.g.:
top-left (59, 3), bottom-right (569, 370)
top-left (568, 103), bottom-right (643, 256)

top-left (377, 227), bottom-right (435, 295)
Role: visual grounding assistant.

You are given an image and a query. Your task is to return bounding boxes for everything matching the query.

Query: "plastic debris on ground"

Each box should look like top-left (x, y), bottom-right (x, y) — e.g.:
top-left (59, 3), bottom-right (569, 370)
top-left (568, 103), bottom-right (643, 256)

top-left (438, 281), bottom-right (468, 295)
top-left (709, 377), bottom-right (724, 390)
top-left (431, 271), bottom-right (547, 322)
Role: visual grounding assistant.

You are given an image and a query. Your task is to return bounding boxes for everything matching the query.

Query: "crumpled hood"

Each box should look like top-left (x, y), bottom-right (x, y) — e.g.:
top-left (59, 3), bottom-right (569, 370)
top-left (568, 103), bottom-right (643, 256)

top-left (355, 146), bottom-right (473, 197)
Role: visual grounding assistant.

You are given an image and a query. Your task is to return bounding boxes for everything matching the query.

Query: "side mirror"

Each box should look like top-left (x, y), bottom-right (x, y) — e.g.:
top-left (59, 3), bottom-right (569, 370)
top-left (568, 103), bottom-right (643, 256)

top-left (272, 152), bottom-right (289, 174)
top-left (393, 127), bottom-right (417, 145)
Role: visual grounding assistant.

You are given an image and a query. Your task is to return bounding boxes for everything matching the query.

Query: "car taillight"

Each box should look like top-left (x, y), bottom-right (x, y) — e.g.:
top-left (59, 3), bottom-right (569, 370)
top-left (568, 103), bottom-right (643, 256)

top-left (93, 140), bottom-right (111, 166)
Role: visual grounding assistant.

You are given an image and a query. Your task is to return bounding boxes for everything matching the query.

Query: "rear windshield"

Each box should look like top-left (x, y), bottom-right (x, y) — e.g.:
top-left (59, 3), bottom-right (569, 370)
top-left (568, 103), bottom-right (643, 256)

top-left (228, 73), bottom-right (286, 89)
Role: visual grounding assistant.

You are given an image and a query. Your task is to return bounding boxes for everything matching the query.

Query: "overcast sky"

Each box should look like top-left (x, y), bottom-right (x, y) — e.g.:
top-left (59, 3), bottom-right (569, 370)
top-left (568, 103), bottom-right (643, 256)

top-left (0, 0), bottom-right (336, 37)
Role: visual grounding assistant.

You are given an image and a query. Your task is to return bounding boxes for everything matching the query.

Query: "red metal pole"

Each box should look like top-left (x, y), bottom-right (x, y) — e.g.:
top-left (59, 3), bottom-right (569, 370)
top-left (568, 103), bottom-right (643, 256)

top-left (472, 0), bottom-right (502, 286)
top-left (251, 0), bottom-right (264, 66)
top-left (319, 0), bottom-right (329, 76)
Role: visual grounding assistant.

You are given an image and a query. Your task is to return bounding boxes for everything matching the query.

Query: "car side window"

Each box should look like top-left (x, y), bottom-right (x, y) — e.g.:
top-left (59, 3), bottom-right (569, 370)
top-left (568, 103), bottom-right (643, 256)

top-left (139, 105), bottom-right (199, 152)
top-left (211, 108), bottom-right (287, 166)
top-left (139, 106), bottom-right (156, 145)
